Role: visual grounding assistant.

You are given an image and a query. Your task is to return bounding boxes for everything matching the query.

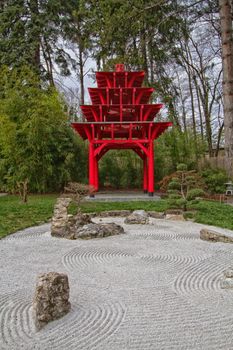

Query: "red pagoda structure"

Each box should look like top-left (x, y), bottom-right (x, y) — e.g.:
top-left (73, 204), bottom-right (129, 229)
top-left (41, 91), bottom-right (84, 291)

top-left (72, 64), bottom-right (172, 196)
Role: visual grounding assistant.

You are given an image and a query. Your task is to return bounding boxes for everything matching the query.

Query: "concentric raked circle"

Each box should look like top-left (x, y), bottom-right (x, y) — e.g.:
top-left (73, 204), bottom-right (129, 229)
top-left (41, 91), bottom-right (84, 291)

top-left (173, 254), bottom-right (233, 295)
top-left (0, 292), bottom-right (125, 350)
top-left (3, 224), bottom-right (50, 241)
top-left (62, 246), bottom-right (134, 270)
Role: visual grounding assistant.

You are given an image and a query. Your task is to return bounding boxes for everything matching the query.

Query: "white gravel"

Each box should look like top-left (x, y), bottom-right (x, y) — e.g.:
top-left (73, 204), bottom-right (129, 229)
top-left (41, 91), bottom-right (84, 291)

top-left (1, 218), bottom-right (233, 350)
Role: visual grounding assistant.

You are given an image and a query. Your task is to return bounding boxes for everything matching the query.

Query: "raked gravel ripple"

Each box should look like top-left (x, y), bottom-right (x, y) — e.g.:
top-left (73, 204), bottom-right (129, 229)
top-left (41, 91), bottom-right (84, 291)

top-left (1, 218), bottom-right (233, 349)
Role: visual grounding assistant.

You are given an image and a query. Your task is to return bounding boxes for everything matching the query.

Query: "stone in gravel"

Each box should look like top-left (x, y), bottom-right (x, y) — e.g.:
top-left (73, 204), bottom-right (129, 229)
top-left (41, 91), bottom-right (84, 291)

top-left (72, 223), bottom-right (125, 239)
top-left (51, 197), bottom-right (92, 238)
top-left (166, 214), bottom-right (185, 221)
top-left (224, 268), bottom-right (233, 278)
top-left (200, 228), bottom-right (233, 244)
top-left (69, 213), bottom-right (92, 229)
top-left (51, 197), bottom-right (72, 238)
top-left (165, 209), bottom-right (183, 215)
top-left (98, 210), bottom-right (132, 217)
top-left (148, 211), bottom-right (165, 219)
top-left (33, 272), bottom-right (71, 330)
top-left (124, 210), bottom-right (149, 224)
top-left (221, 268), bottom-right (233, 289)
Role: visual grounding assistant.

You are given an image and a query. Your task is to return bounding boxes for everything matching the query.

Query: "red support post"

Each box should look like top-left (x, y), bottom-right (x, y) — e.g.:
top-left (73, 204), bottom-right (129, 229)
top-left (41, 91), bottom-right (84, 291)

top-left (143, 156), bottom-right (148, 193)
top-left (89, 142), bottom-right (95, 196)
top-left (148, 141), bottom-right (154, 196)
top-left (94, 156), bottom-right (99, 191)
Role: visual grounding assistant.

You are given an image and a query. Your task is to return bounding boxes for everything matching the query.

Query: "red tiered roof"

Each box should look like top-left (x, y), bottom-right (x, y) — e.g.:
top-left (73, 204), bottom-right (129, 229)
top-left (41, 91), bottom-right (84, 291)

top-left (71, 64), bottom-right (172, 195)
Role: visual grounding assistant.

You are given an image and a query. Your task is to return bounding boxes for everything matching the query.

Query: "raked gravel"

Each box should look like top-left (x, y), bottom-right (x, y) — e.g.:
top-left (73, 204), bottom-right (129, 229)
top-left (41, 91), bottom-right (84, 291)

top-left (1, 217), bottom-right (233, 350)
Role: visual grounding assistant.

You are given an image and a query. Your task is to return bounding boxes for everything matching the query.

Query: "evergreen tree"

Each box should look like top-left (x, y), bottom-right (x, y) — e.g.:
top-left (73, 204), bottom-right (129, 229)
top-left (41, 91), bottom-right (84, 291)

top-left (0, 0), bottom-right (76, 83)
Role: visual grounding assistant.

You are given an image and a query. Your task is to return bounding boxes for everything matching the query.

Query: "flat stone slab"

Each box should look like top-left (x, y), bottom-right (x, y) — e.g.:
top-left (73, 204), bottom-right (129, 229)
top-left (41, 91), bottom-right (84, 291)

top-left (85, 191), bottom-right (161, 202)
top-left (1, 219), bottom-right (233, 349)
top-left (72, 222), bottom-right (125, 239)
top-left (200, 228), bottom-right (233, 243)
top-left (124, 210), bottom-right (149, 224)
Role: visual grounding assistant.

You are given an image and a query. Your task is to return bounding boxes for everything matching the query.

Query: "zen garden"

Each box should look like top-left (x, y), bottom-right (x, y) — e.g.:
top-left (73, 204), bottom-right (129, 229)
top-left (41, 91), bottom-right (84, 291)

top-left (1, 1), bottom-right (233, 349)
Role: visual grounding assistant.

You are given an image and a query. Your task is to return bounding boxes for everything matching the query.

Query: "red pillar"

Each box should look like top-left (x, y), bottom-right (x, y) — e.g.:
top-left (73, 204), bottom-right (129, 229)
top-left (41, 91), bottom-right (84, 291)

top-left (94, 157), bottom-right (99, 191)
top-left (148, 141), bottom-right (154, 196)
top-left (143, 156), bottom-right (148, 193)
top-left (89, 142), bottom-right (95, 196)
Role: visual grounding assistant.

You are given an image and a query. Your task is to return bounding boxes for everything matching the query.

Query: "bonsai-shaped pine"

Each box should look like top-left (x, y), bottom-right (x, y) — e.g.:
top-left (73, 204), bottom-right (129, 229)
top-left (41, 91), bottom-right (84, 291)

top-left (166, 164), bottom-right (205, 211)
top-left (63, 182), bottom-right (95, 212)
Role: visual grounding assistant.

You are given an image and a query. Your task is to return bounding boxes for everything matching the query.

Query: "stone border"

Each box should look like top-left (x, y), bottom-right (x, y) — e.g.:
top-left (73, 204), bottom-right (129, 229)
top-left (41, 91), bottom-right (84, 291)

top-left (89, 210), bottom-right (185, 221)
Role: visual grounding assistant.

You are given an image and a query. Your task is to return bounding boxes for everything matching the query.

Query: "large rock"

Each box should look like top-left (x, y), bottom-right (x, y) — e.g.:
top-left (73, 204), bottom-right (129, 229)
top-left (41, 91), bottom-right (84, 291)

top-left (72, 222), bottom-right (125, 239)
top-left (33, 272), bottom-right (71, 330)
top-left (51, 197), bottom-right (72, 238)
top-left (51, 197), bottom-right (92, 238)
top-left (200, 228), bottom-right (233, 244)
top-left (148, 211), bottom-right (165, 219)
top-left (124, 210), bottom-right (149, 224)
top-left (69, 213), bottom-right (92, 231)
top-left (221, 268), bottom-right (233, 289)
top-left (166, 214), bottom-right (185, 221)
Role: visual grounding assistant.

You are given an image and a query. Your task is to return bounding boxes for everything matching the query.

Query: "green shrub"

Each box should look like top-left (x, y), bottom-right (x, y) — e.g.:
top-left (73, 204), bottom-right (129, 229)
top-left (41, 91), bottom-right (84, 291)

top-left (177, 163), bottom-right (188, 171)
top-left (201, 168), bottom-right (228, 194)
top-left (168, 180), bottom-right (180, 190)
top-left (165, 164), bottom-right (205, 211)
top-left (183, 211), bottom-right (195, 220)
top-left (186, 188), bottom-right (205, 201)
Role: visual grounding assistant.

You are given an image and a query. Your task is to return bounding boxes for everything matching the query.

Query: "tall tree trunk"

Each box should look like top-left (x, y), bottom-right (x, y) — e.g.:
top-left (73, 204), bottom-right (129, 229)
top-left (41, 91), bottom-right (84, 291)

top-left (78, 45), bottom-right (85, 105)
top-left (193, 75), bottom-right (204, 141)
top-left (140, 26), bottom-right (148, 84)
top-left (76, 20), bottom-right (85, 106)
top-left (148, 33), bottom-right (154, 84)
top-left (30, 0), bottom-right (40, 70)
top-left (187, 66), bottom-right (197, 144)
top-left (215, 122), bottom-right (224, 157)
top-left (168, 100), bottom-right (182, 131)
top-left (219, 0), bottom-right (233, 177)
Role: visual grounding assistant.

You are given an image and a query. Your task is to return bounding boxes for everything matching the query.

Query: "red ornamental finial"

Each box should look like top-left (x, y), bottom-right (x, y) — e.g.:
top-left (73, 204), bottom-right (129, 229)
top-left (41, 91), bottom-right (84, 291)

top-left (115, 64), bottom-right (125, 72)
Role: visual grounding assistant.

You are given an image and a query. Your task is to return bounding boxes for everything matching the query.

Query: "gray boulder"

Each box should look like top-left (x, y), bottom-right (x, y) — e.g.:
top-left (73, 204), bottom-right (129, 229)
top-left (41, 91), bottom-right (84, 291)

top-left (33, 272), bottom-right (71, 330)
top-left (148, 211), bottom-right (165, 219)
top-left (51, 197), bottom-right (92, 238)
top-left (98, 210), bottom-right (132, 217)
top-left (69, 213), bottom-right (92, 231)
top-left (200, 228), bottom-right (233, 244)
top-left (124, 210), bottom-right (149, 224)
top-left (221, 268), bottom-right (233, 289)
top-left (72, 222), bottom-right (125, 239)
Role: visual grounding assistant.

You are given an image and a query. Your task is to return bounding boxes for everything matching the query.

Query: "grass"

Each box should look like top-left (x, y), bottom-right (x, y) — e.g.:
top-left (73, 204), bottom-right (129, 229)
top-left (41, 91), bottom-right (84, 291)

top-left (0, 194), bottom-right (57, 238)
top-left (0, 194), bottom-right (233, 239)
top-left (79, 200), bottom-right (170, 214)
top-left (191, 200), bottom-right (233, 230)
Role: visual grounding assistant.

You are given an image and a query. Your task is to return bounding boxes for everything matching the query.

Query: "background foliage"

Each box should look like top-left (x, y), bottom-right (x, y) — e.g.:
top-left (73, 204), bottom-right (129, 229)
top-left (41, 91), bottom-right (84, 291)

top-left (0, 0), bottom-right (230, 193)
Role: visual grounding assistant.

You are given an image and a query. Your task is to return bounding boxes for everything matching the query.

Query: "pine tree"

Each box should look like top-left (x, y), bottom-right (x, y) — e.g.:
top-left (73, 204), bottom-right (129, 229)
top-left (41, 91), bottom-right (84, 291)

top-left (0, 0), bottom-right (76, 83)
